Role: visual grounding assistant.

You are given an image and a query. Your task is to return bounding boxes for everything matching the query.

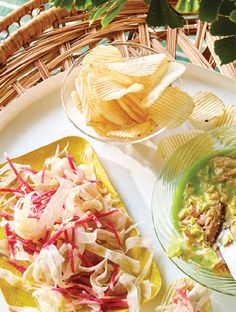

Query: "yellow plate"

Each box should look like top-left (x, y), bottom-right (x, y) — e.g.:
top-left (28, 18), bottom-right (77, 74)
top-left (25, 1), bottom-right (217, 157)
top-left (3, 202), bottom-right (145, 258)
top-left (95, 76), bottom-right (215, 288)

top-left (0, 136), bottom-right (161, 310)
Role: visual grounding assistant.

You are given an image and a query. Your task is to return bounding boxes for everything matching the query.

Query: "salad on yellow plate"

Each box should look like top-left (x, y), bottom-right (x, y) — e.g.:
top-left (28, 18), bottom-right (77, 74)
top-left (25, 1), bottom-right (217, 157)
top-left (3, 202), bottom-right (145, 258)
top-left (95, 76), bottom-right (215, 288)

top-left (0, 137), bottom-right (161, 312)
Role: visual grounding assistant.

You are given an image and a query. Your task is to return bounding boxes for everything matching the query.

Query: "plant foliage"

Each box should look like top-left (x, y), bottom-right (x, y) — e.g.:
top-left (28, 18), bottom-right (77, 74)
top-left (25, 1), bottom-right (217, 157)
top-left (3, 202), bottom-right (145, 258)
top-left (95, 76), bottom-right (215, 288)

top-left (50, 0), bottom-right (236, 64)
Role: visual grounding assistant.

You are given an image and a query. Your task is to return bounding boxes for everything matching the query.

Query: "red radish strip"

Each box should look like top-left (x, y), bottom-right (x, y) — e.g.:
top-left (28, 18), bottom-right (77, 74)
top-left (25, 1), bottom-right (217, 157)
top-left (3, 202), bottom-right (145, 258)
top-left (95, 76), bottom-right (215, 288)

top-left (23, 245), bottom-right (38, 255)
top-left (53, 285), bottom-right (93, 296)
top-left (95, 209), bottom-right (119, 218)
top-left (64, 229), bottom-right (69, 241)
top-left (54, 219), bottom-right (62, 225)
top-left (44, 228), bottom-right (51, 242)
top-left (67, 154), bottom-right (76, 173)
top-left (92, 214), bottom-right (102, 228)
top-left (74, 215), bottom-right (94, 226)
top-left (101, 297), bottom-right (127, 303)
top-left (102, 300), bottom-right (129, 309)
top-left (28, 214), bottom-right (40, 220)
top-left (43, 226), bottom-right (67, 248)
top-left (32, 190), bottom-right (56, 204)
top-left (6, 156), bottom-right (34, 192)
top-left (7, 239), bottom-right (17, 244)
top-left (88, 180), bottom-right (100, 183)
top-left (8, 260), bottom-right (26, 273)
top-left (78, 293), bottom-right (102, 303)
top-left (71, 227), bottom-right (76, 244)
top-left (77, 252), bottom-right (93, 267)
top-left (68, 244), bottom-right (75, 273)
top-left (106, 219), bottom-right (121, 247)
top-left (5, 224), bottom-right (14, 255)
top-left (0, 212), bottom-right (13, 220)
top-left (15, 237), bottom-right (38, 252)
top-left (110, 264), bottom-right (119, 290)
top-left (41, 166), bottom-right (46, 183)
top-left (0, 188), bottom-right (24, 195)
top-left (20, 167), bottom-right (38, 174)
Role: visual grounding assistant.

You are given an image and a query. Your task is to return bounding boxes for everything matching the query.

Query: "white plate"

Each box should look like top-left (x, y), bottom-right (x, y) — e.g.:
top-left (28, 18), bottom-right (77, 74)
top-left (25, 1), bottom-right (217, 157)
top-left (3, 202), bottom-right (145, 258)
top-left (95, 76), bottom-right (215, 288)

top-left (0, 63), bottom-right (236, 311)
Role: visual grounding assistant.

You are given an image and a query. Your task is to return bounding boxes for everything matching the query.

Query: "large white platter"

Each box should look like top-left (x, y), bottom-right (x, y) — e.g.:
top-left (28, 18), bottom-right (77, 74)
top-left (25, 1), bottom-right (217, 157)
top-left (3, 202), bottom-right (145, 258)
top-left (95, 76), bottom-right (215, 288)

top-left (0, 63), bottom-right (236, 311)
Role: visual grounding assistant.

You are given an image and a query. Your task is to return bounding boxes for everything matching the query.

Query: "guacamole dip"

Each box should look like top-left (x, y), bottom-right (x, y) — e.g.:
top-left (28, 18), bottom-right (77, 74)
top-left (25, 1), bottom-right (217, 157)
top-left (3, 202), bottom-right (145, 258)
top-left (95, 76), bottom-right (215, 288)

top-left (169, 147), bottom-right (236, 272)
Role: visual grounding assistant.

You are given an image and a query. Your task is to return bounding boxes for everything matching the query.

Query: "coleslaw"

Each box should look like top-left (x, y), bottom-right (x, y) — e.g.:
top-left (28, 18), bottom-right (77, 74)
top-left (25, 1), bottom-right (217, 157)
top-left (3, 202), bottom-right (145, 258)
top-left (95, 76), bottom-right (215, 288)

top-left (0, 146), bottom-right (153, 312)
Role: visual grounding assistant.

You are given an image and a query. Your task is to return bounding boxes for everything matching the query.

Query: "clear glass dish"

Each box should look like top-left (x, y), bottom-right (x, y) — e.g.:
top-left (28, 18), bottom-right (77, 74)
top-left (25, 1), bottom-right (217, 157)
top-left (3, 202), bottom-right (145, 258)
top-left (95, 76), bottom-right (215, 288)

top-left (152, 126), bottom-right (236, 296)
top-left (61, 42), bottom-right (182, 145)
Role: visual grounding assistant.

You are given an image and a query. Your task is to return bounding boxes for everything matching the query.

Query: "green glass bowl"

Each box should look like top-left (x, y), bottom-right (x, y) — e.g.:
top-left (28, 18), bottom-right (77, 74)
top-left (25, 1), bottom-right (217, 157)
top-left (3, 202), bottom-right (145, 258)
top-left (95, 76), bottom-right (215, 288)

top-left (152, 126), bottom-right (236, 296)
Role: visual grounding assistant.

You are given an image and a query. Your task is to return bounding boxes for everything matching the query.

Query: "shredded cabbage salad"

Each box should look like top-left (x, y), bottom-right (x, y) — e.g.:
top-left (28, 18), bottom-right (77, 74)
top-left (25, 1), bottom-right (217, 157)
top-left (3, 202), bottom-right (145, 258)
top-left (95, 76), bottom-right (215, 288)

top-left (0, 147), bottom-right (153, 312)
top-left (156, 281), bottom-right (211, 312)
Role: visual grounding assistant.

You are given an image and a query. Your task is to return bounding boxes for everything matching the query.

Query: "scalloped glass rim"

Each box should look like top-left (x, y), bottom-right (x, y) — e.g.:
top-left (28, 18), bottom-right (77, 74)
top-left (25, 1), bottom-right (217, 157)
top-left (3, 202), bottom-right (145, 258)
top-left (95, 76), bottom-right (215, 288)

top-left (152, 126), bottom-right (236, 296)
top-left (61, 42), bottom-right (183, 145)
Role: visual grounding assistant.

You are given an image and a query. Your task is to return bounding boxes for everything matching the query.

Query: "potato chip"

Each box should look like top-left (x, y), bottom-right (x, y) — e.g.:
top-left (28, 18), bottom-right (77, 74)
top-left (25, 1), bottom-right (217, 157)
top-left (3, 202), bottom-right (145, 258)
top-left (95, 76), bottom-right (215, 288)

top-left (106, 54), bottom-right (168, 77)
top-left (142, 61), bottom-right (186, 107)
top-left (189, 91), bottom-right (225, 130)
top-left (215, 104), bottom-right (236, 127)
top-left (107, 121), bottom-right (156, 140)
top-left (93, 77), bottom-right (144, 101)
top-left (148, 86), bottom-right (194, 128)
top-left (95, 99), bottom-right (132, 126)
top-left (71, 90), bottom-right (82, 113)
top-left (82, 45), bottom-right (122, 66)
top-left (118, 95), bottom-right (148, 123)
top-left (158, 130), bottom-right (204, 159)
top-left (94, 65), bottom-right (134, 86)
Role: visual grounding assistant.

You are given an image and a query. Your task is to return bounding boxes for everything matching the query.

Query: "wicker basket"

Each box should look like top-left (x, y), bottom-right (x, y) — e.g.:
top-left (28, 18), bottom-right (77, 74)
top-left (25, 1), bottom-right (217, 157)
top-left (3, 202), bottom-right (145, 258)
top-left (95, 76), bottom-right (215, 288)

top-left (0, 0), bottom-right (235, 109)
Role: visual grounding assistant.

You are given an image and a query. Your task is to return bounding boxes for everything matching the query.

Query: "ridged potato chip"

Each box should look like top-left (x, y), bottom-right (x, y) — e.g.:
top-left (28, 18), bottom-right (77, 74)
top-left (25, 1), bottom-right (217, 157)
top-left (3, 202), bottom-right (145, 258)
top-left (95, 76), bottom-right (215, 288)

top-left (189, 91), bottom-right (225, 130)
top-left (82, 45), bottom-right (122, 65)
top-left (107, 121), bottom-right (156, 140)
top-left (106, 54), bottom-right (168, 77)
top-left (118, 95), bottom-right (148, 123)
top-left (158, 130), bottom-right (204, 159)
top-left (142, 61), bottom-right (186, 107)
top-left (71, 90), bottom-right (82, 113)
top-left (93, 77), bottom-right (144, 101)
top-left (215, 104), bottom-right (236, 127)
top-left (95, 99), bottom-right (132, 126)
top-left (148, 86), bottom-right (194, 128)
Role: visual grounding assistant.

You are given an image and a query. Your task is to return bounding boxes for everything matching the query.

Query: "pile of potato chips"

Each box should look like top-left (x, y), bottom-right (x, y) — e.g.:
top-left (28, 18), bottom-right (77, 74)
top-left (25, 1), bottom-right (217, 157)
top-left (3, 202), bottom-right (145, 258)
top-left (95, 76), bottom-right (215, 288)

top-left (71, 45), bottom-right (194, 141)
top-left (158, 90), bottom-right (236, 159)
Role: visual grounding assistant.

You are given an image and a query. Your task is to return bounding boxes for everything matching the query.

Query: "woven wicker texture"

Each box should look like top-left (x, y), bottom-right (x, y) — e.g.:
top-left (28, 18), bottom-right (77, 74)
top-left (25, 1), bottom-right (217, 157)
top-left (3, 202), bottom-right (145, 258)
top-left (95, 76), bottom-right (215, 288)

top-left (0, 0), bottom-right (235, 109)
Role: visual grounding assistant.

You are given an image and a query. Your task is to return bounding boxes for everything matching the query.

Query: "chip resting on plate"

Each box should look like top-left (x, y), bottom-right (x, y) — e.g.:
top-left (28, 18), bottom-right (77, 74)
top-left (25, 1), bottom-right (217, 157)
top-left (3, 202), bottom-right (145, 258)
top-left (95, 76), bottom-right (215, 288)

top-left (189, 91), bottom-right (225, 130)
top-left (157, 129), bottom-right (204, 159)
top-left (71, 45), bottom-right (193, 141)
top-left (0, 137), bottom-right (161, 312)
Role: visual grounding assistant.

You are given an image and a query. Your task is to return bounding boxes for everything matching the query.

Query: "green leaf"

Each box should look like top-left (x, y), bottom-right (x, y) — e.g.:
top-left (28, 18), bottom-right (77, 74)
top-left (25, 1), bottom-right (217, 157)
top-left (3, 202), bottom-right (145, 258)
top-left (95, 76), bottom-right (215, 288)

top-left (92, 0), bottom-right (109, 6)
top-left (175, 0), bottom-right (199, 13)
top-left (53, 0), bottom-right (74, 10)
top-left (211, 15), bottom-right (236, 35)
top-left (146, 0), bottom-right (183, 28)
top-left (230, 9), bottom-right (236, 22)
top-left (219, 0), bottom-right (235, 15)
top-left (75, 0), bottom-right (91, 10)
top-left (89, 2), bottom-right (112, 24)
top-left (199, 0), bottom-right (222, 22)
top-left (101, 0), bottom-right (126, 27)
top-left (214, 36), bottom-right (236, 64)
top-left (144, 0), bottom-right (151, 4)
